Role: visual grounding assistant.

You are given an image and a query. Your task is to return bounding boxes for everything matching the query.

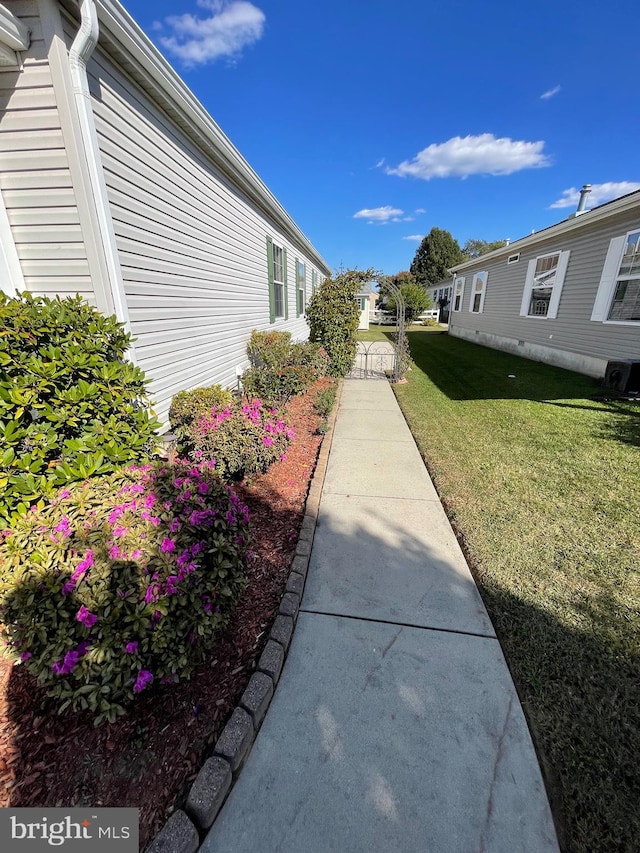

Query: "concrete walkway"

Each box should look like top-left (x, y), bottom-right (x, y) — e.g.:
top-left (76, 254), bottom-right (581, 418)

top-left (202, 380), bottom-right (559, 853)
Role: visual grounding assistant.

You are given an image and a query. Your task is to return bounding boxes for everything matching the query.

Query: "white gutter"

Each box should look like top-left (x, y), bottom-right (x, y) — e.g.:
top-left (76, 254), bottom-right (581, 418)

top-left (0, 188), bottom-right (25, 296)
top-left (69, 0), bottom-right (134, 350)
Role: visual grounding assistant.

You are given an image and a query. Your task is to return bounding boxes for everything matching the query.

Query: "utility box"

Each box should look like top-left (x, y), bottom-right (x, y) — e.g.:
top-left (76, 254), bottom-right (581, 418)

top-left (602, 360), bottom-right (640, 394)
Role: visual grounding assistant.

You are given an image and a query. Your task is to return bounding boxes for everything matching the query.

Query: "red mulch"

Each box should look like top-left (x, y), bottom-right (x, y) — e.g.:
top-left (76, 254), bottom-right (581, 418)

top-left (0, 378), bottom-right (333, 848)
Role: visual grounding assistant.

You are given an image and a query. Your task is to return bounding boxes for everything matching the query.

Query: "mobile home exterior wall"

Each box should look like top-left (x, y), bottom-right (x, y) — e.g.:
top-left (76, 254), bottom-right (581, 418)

top-left (1, 0), bottom-right (330, 426)
top-left (448, 196), bottom-right (640, 377)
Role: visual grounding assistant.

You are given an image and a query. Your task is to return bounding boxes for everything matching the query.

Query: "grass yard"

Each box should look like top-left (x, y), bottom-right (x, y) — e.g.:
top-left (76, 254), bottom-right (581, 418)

top-left (394, 329), bottom-right (640, 853)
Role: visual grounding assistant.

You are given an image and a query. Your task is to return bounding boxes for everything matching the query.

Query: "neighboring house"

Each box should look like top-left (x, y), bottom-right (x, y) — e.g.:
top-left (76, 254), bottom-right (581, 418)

top-left (426, 279), bottom-right (453, 323)
top-left (0, 0), bottom-right (330, 427)
top-left (448, 190), bottom-right (640, 378)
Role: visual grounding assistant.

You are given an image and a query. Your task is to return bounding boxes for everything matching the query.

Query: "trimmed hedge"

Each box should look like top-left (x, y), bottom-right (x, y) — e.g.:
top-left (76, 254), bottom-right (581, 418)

top-left (243, 330), bottom-right (329, 405)
top-left (0, 460), bottom-right (248, 724)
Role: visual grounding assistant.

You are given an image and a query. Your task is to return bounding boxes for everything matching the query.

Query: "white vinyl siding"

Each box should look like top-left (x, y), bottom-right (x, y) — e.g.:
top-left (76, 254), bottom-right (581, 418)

top-left (469, 271), bottom-right (487, 313)
top-left (0, 1), bottom-right (92, 301)
top-left (520, 250), bottom-right (570, 319)
top-left (85, 42), bottom-right (315, 425)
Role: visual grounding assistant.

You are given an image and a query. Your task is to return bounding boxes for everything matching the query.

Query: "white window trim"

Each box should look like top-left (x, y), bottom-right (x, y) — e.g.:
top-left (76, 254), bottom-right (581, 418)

top-left (453, 276), bottom-right (465, 312)
top-left (468, 271), bottom-right (488, 313)
top-left (591, 231), bottom-right (640, 325)
top-left (519, 249), bottom-right (570, 319)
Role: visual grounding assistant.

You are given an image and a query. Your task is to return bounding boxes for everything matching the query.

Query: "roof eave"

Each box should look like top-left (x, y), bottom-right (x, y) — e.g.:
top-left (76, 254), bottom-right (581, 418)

top-left (84, 0), bottom-right (331, 275)
top-left (450, 191), bottom-right (640, 273)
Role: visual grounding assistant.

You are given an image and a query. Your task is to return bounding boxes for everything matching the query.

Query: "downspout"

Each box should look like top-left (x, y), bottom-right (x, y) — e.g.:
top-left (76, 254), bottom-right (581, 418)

top-left (68, 0), bottom-right (135, 356)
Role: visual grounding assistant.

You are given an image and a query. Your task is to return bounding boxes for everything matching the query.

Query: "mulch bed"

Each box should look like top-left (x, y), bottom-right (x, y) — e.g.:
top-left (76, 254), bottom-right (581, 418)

top-left (0, 378), bottom-right (333, 848)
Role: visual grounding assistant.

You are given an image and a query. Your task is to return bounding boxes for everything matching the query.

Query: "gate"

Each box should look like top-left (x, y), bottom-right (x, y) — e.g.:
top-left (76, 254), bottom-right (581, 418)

top-left (349, 282), bottom-right (407, 381)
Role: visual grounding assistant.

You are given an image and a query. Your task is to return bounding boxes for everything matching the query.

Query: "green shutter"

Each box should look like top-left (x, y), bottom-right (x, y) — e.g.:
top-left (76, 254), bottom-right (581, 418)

top-left (266, 236), bottom-right (275, 323)
top-left (312, 269), bottom-right (317, 295)
top-left (295, 257), bottom-right (300, 317)
top-left (283, 247), bottom-right (289, 320)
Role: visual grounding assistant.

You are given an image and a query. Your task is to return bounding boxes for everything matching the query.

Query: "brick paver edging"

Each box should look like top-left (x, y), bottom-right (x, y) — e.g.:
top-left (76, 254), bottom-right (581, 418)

top-left (146, 380), bottom-right (344, 853)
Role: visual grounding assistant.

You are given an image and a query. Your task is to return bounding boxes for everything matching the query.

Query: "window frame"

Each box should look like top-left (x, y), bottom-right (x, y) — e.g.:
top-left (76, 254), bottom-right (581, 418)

top-left (519, 249), bottom-right (570, 320)
top-left (591, 229), bottom-right (640, 325)
top-left (266, 236), bottom-right (288, 323)
top-left (296, 259), bottom-right (306, 316)
top-left (453, 276), bottom-right (465, 312)
top-left (468, 271), bottom-right (488, 313)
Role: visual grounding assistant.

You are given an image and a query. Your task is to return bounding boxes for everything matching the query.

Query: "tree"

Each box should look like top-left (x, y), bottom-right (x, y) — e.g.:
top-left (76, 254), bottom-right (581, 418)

top-left (379, 272), bottom-right (432, 322)
top-left (306, 268), bottom-right (374, 377)
top-left (410, 228), bottom-right (464, 287)
top-left (461, 238), bottom-right (507, 259)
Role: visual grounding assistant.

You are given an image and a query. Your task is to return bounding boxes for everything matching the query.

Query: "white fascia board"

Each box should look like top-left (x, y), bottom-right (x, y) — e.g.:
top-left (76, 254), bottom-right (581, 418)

top-left (0, 4), bottom-right (31, 50)
top-left (451, 191), bottom-right (640, 273)
top-left (94, 0), bottom-right (331, 277)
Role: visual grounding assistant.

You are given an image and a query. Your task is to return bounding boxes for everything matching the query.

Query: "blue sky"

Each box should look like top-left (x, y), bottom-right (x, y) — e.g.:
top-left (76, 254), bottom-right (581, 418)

top-left (120, 0), bottom-right (639, 276)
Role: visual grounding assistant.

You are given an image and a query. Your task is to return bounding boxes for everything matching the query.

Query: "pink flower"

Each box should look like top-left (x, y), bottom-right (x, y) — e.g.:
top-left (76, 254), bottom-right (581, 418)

top-left (169, 518), bottom-right (181, 533)
top-left (161, 537), bottom-right (176, 553)
top-left (125, 641), bottom-right (139, 654)
top-left (133, 669), bottom-right (154, 693)
top-left (54, 516), bottom-right (70, 536)
top-left (20, 652), bottom-right (32, 662)
top-left (112, 524), bottom-right (128, 537)
top-left (263, 435), bottom-right (274, 447)
top-left (58, 489), bottom-right (71, 499)
top-left (76, 605), bottom-right (98, 628)
top-left (131, 549), bottom-right (143, 560)
top-left (109, 544), bottom-right (122, 559)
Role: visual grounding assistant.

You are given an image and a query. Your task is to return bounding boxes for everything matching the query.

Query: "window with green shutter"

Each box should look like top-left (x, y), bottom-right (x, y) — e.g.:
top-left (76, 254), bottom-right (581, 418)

top-left (267, 236), bottom-right (287, 322)
top-left (296, 259), bottom-right (306, 316)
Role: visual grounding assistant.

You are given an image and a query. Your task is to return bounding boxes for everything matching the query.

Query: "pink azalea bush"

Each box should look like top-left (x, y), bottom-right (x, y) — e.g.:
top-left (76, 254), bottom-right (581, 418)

top-left (184, 398), bottom-right (295, 480)
top-left (0, 460), bottom-right (249, 724)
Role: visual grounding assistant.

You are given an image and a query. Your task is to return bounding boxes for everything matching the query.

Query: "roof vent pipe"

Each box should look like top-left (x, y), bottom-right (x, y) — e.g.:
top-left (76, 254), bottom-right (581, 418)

top-left (576, 183), bottom-right (592, 213)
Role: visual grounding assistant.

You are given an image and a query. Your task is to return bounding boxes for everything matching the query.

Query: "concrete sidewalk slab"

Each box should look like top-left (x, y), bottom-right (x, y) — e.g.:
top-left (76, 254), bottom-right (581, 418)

top-left (303, 493), bottom-right (494, 636)
top-left (202, 612), bottom-right (558, 853)
top-left (332, 406), bottom-right (415, 442)
top-left (338, 380), bottom-right (400, 411)
top-left (323, 437), bottom-right (436, 498)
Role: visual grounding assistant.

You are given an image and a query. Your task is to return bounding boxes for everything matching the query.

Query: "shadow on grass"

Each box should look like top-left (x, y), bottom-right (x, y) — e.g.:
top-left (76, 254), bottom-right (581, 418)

top-left (406, 330), bottom-right (601, 402)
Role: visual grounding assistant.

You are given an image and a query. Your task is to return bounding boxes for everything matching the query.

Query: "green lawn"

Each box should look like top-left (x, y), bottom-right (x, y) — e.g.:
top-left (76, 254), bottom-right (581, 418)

top-left (394, 329), bottom-right (640, 853)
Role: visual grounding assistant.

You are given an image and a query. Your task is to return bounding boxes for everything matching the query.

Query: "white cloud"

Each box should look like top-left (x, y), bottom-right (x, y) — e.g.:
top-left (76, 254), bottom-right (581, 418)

top-left (414, 208), bottom-right (426, 214)
top-left (549, 181), bottom-right (640, 209)
top-left (353, 206), bottom-right (404, 224)
top-left (158, 0), bottom-right (265, 67)
top-left (402, 234), bottom-right (424, 242)
top-left (540, 85), bottom-right (561, 100)
top-left (386, 134), bottom-right (550, 180)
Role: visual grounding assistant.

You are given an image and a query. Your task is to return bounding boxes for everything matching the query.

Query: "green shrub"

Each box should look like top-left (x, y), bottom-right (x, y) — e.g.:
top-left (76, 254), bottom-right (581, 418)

top-left (0, 293), bottom-right (159, 526)
top-left (0, 460), bottom-right (248, 724)
top-left (189, 399), bottom-right (294, 480)
top-left (314, 383), bottom-right (337, 419)
top-left (169, 385), bottom-right (234, 442)
top-left (306, 269), bottom-right (374, 376)
top-left (243, 330), bottom-right (330, 405)
top-left (247, 330), bottom-right (293, 369)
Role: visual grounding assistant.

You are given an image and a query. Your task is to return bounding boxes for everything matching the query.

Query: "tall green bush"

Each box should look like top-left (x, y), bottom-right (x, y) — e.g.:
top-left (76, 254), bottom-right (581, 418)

top-left (306, 269), bottom-right (373, 376)
top-left (0, 460), bottom-right (248, 724)
top-left (0, 293), bottom-right (159, 525)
